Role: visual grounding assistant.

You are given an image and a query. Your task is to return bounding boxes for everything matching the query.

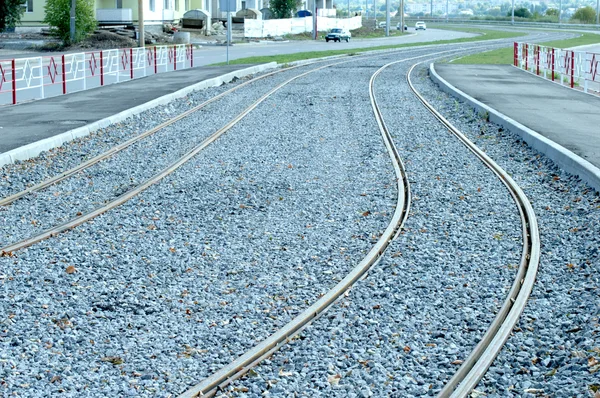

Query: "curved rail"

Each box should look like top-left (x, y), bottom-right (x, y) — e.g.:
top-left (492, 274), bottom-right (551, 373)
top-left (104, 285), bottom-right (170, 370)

top-left (405, 63), bottom-right (540, 397)
top-left (176, 56), bottom-right (418, 398)
top-left (0, 47), bottom-right (480, 254)
top-left (0, 63), bottom-right (318, 207)
top-left (0, 61), bottom-right (352, 254)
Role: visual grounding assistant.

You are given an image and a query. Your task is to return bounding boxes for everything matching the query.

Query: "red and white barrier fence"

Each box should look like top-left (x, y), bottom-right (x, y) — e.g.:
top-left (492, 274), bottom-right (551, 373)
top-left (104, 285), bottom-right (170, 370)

top-left (514, 42), bottom-right (600, 95)
top-left (0, 44), bottom-right (199, 106)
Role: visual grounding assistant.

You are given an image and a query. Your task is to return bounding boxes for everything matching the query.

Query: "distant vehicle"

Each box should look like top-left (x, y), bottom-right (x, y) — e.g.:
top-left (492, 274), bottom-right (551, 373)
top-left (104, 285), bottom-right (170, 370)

top-left (378, 21), bottom-right (386, 28)
top-left (325, 28), bottom-right (351, 42)
top-left (397, 23), bottom-right (407, 30)
top-left (415, 21), bottom-right (426, 30)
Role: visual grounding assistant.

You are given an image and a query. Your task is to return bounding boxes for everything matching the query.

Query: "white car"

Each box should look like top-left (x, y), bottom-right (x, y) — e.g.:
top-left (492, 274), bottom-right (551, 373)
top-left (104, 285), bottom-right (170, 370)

top-left (415, 21), bottom-right (426, 30)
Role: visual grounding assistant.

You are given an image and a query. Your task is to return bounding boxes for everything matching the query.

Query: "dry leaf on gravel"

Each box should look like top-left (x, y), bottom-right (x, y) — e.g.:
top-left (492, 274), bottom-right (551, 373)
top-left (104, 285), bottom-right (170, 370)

top-left (327, 374), bottom-right (341, 386)
top-left (65, 266), bottom-right (76, 274)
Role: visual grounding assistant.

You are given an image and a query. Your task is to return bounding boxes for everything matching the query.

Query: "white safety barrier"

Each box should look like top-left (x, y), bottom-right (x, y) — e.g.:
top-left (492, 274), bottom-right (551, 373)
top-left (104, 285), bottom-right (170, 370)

top-left (514, 41), bottom-right (600, 96)
top-left (0, 44), bottom-right (199, 106)
top-left (245, 16), bottom-right (362, 38)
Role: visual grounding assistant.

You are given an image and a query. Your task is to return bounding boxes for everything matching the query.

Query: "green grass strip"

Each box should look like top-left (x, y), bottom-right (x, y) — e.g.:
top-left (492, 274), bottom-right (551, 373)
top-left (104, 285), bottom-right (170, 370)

top-left (211, 28), bottom-right (524, 65)
top-left (452, 32), bottom-right (600, 64)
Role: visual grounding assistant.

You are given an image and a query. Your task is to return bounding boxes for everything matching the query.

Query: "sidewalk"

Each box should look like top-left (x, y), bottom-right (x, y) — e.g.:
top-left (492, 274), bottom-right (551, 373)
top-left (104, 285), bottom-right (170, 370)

top-left (432, 64), bottom-right (600, 192)
top-left (0, 63), bottom-right (276, 165)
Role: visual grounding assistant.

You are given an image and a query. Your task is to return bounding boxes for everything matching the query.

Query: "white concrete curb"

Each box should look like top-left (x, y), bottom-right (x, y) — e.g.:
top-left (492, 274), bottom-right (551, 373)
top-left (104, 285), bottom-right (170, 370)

top-left (0, 62), bottom-right (278, 168)
top-left (429, 63), bottom-right (600, 193)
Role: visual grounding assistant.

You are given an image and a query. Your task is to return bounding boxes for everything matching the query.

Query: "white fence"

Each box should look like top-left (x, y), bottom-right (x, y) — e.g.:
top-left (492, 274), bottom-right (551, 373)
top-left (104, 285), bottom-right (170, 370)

top-left (245, 16), bottom-right (362, 38)
top-left (0, 44), bottom-right (199, 106)
top-left (514, 42), bottom-right (600, 95)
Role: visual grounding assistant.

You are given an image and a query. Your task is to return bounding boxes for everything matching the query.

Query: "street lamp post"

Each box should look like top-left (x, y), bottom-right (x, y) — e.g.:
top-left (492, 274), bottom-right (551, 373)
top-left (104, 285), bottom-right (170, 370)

top-left (70, 0), bottom-right (76, 43)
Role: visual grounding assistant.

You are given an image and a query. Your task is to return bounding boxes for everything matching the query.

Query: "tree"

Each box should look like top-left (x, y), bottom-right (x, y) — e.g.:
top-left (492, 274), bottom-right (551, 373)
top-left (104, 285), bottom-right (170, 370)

top-left (269, 0), bottom-right (303, 18)
top-left (0, 0), bottom-right (25, 32)
top-left (44, 0), bottom-right (96, 44)
top-left (571, 6), bottom-right (596, 23)
top-left (545, 8), bottom-right (559, 16)
top-left (508, 7), bottom-right (532, 17)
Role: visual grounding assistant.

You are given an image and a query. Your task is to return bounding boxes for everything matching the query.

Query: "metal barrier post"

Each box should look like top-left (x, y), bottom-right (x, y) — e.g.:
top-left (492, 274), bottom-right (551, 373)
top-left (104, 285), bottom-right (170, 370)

top-left (154, 46), bottom-right (158, 74)
top-left (513, 42), bottom-right (518, 66)
top-left (11, 59), bottom-right (16, 105)
top-left (525, 44), bottom-right (528, 70)
top-left (551, 48), bottom-right (555, 81)
top-left (536, 45), bottom-right (540, 75)
top-left (174, 46), bottom-right (177, 71)
top-left (100, 51), bottom-right (104, 86)
top-left (62, 55), bottom-right (67, 94)
top-left (130, 48), bottom-right (134, 79)
top-left (571, 50), bottom-right (575, 88)
top-left (190, 45), bottom-right (194, 68)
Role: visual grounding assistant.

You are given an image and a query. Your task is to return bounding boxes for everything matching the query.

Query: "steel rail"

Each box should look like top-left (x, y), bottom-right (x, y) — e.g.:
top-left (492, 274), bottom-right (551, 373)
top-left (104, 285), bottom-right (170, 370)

top-left (0, 46), bottom-right (490, 255)
top-left (0, 63), bottom-right (321, 207)
top-left (177, 54), bottom-right (448, 398)
top-left (405, 63), bottom-right (540, 398)
top-left (0, 44), bottom-right (481, 208)
top-left (0, 60), bottom-right (360, 255)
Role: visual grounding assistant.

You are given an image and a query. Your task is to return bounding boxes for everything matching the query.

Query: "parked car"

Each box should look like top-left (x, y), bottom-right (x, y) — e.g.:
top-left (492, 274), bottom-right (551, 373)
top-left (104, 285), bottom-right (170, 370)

top-left (378, 21), bottom-right (386, 28)
top-left (325, 28), bottom-right (351, 42)
top-left (415, 21), bottom-right (426, 30)
top-left (397, 23), bottom-right (407, 30)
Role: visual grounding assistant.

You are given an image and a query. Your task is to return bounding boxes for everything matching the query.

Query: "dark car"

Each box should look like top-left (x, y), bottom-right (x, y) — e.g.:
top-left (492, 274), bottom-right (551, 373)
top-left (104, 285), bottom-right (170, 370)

top-left (325, 28), bottom-right (351, 42)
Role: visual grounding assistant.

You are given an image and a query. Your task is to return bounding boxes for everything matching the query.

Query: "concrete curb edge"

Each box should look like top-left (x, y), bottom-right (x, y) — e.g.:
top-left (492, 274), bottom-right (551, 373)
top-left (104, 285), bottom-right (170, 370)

top-left (429, 63), bottom-right (600, 193)
top-left (0, 62), bottom-right (278, 168)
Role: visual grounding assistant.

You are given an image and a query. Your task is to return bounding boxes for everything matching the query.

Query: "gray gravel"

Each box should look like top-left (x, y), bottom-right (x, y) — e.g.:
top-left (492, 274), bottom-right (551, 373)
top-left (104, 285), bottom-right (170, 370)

top-left (0, 32), bottom-right (590, 398)
top-left (0, 50), bottom-right (400, 397)
top-left (223, 51), bottom-right (525, 398)
top-left (412, 64), bottom-right (599, 397)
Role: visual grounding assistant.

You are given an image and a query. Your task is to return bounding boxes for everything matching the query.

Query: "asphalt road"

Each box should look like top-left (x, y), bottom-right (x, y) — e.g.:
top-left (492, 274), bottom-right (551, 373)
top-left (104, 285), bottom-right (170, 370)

top-left (0, 29), bottom-right (476, 63)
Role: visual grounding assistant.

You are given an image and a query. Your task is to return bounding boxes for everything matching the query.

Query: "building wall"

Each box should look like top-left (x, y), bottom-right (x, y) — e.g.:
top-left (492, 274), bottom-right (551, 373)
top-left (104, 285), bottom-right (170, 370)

top-left (20, 0), bottom-right (47, 25)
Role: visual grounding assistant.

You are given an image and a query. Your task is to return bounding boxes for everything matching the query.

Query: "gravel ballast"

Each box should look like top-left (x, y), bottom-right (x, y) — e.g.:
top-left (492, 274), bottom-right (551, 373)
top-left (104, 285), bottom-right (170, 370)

top-left (1, 33), bottom-right (594, 398)
top-left (412, 64), bottom-right (599, 397)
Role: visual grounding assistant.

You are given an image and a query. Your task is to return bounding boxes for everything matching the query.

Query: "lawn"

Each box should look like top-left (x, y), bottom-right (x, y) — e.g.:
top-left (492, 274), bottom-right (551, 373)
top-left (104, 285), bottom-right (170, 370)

top-left (452, 32), bottom-right (600, 64)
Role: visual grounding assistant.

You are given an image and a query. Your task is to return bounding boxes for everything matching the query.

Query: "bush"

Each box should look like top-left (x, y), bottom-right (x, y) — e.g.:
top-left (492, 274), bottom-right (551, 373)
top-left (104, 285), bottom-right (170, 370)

top-left (44, 0), bottom-right (96, 44)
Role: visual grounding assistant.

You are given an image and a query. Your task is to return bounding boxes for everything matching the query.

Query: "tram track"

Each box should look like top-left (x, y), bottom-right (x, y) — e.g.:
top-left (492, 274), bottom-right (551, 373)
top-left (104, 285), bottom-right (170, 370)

top-left (0, 46), bottom-right (496, 254)
top-left (0, 36), bottom-right (556, 394)
top-left (406, 63), bottom-right (541, 397)
top-left (207, 53), bottom-right (544, 397)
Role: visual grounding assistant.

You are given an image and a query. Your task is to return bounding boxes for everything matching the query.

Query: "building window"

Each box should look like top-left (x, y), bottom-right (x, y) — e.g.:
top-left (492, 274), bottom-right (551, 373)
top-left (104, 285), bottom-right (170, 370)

top-left (241, 0), bottom-right (246, 9)
top-left (22, 0), bottom-right (33, 12)
top-left (164, 0), bottom-right (170, 10)
top-left (116, 0), bottom-right (123, 8)
top-left (185, 0), bottom-right (189, 10)
top-left (175, 0), bottom-right (179, 11)
top-left (150, 0), bottom-right (155, 11)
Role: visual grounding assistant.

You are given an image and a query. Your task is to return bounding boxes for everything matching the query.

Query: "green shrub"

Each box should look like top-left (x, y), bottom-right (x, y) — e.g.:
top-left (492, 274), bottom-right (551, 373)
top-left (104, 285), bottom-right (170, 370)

top-left (44, 0), bottom-right (96, 44)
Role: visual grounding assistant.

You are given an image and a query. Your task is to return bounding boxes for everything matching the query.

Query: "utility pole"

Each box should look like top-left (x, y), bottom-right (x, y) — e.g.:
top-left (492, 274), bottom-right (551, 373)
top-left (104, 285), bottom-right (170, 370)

top-left (596, 0), bottom-right (599, 25)
top-left (446, 0), bottom-right (448, 22)
top-left (70, 0), bottom-right (76, 43)
top-left (400, 0), bottom-right (404, 29)
top-left (559, 0), bottom-right (562, 25)
top-left (348, 0), bottom-right (350, 18)
top-left (385, 0), bottom-right (390, 36)
top-left (430, 0), bottom-right (433, 18)
top-left (313, 0), bottom-right (317, 39)
top-left (511, 0), bottom-right (514, 24)
top-left (138, 0), bottom-right (145, 47)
